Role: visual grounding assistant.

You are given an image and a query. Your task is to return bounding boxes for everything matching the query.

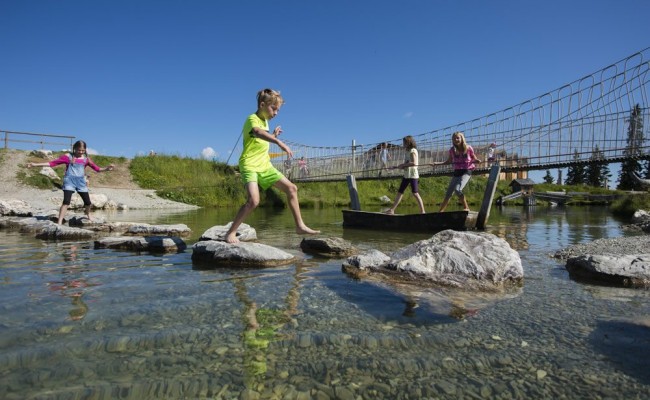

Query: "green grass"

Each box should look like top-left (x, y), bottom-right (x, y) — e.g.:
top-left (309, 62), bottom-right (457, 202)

top-left (129, 155), bottom-right (246, 207)
top-left (611, 192), bottom-right (650, 218)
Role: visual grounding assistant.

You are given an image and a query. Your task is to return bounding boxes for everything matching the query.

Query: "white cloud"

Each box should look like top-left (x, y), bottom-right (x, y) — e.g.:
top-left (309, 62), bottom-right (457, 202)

top-left (201, 147), bottom-right (218, 159)
top-left (86, 147), bottom-right (99, 155)
top-left (403, 112), bottom-right (414, 119)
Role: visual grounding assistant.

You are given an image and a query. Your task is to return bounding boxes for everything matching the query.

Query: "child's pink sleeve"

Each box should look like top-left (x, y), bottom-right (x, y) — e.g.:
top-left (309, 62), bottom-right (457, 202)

top-left (86, 158), bottom-right (102, 172)
top-left (48, 154), bottom-right (70, 167)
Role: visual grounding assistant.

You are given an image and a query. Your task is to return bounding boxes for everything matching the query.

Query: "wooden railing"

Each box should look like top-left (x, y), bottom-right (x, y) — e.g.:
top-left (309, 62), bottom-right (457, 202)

top-left (1, 130), bottom-right (75, 151)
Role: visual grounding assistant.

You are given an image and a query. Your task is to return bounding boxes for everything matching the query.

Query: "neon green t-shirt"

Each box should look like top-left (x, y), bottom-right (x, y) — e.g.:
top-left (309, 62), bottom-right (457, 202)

top-left (239, 113), bottom-right (272, 172)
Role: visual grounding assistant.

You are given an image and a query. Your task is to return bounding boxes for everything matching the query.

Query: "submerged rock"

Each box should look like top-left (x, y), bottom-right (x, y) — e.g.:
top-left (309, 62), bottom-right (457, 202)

top-left (198, 222), bottom-right (257, 242)
top-left (300, 237), bottom-right (358, 257)
top-left (566, 254), bottom-right (650, 288)
top-left (191, 240), bottom-right (295, 268)
top-left (342, 230), bottom-right (523, 290)
top-left (95, 236), bottom-right (187, 253)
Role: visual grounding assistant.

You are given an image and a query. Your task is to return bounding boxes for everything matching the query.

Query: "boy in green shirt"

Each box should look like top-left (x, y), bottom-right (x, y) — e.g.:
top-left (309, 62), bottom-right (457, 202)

top-left (225, 88), bottom-right (320, 243)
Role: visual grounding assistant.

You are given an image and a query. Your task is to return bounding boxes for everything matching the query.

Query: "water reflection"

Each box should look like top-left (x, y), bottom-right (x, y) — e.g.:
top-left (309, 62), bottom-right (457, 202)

top-left (2, 205), bottom-right (650, 398)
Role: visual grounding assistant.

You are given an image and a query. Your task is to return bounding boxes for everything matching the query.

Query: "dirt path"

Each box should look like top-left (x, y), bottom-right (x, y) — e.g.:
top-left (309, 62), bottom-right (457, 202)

top-left (0, 149), bottom-right (198, 211)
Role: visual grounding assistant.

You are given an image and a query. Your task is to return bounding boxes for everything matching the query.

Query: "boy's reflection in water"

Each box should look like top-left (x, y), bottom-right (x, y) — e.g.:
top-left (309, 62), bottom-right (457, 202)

top-left (47, 244), bottom-right (99, 321)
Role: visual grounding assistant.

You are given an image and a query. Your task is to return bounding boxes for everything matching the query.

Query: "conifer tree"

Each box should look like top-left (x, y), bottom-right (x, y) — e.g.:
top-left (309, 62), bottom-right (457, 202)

top-left (543, 170), bottom-right (554, 184)
top-left (617, 104), bottom-right (644, 190)
top-left (565, 149), bottom-right (585, 185)
top-left (585, 145), bottom-right (611, 187)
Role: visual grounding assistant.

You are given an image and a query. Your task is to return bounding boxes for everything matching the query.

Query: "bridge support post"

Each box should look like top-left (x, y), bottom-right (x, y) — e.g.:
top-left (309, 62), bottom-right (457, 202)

top-left (477, 165), bottom-right (501, 229)
top-left (346, 174), bottom-right (361, 211)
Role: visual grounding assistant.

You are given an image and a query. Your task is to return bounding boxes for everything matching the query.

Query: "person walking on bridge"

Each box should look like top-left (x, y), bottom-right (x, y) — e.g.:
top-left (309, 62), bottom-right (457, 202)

top-left (384, 135), bottom-right (426, 215)
top-left (431, 131), bottom-right (481, 212)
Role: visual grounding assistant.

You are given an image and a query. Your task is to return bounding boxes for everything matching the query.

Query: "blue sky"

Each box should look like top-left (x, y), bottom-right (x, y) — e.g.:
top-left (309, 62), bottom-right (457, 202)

top-left (1, 0), bottom-right (649, 172)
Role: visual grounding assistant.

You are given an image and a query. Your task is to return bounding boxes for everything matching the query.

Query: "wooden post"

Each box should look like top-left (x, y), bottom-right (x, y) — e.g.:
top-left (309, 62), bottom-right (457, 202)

top-left (346, 174), bottom-right (361, 211)
top-left (476, 164), bottom-right (501, 229)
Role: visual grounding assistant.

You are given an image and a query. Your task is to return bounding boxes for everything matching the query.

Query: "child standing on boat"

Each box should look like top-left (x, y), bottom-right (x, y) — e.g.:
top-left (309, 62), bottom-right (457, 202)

top-left (384, 135), bottom-right (426, 215)
top-left (224, 88), bottom-right (320, 244)
top-left (378, 142), bottom-right (390, 177)
top-left (431, 131), bottom-right (481, 212)
top-left (26, 140), bottom-right (115, 224)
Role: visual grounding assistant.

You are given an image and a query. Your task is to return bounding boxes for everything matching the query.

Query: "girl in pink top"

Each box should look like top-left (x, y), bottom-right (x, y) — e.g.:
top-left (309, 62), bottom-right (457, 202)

top-left (27, 140), bottom-right (114, 224)
top-left (430, 131), bottom-right (481, 212)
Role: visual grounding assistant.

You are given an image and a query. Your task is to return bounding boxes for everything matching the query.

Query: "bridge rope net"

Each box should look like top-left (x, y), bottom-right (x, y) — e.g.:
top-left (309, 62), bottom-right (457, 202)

top-left (264, 48), bottom-right (650, 182)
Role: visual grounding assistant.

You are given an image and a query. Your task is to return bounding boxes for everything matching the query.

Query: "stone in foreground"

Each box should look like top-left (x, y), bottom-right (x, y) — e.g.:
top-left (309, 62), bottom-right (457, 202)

top-left (198, 222), bottom-right (257, 242)
top-left (95, 236), bottom-right (187, 253)
top-left (192, 240), bottom-right (295, 268)
top-left (300, 237), bottom-right (358, 258)
top-left (566, 254), bottom-right (650, 288)
top-left (343, 230), bottom-right (523, 290)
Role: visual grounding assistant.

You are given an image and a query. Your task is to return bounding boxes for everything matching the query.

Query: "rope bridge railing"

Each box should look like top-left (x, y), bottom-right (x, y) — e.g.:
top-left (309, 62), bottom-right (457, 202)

top-left (268, 48), bottom-right (650, 182)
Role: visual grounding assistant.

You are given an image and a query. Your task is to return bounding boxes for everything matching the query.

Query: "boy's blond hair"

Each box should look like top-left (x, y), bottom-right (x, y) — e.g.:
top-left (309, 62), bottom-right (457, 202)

top-left (257, 88), bottom-right (284, 108)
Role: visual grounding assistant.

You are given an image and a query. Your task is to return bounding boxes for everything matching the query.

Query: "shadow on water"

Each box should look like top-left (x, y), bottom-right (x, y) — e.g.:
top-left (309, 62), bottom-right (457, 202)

top-left (589, 318), bottom-right (650, 384)
top-left (320, 274), bottom-right (460, 326)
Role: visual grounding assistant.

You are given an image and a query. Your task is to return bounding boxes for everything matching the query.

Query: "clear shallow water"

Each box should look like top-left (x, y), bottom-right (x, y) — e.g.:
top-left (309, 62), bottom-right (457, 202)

top-left (1, 206), bottom-right (649, 399)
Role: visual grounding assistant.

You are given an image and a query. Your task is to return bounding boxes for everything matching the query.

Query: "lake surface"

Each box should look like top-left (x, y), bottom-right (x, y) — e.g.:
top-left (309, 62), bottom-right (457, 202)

top-left (1, 205), bottom-right (649, 399)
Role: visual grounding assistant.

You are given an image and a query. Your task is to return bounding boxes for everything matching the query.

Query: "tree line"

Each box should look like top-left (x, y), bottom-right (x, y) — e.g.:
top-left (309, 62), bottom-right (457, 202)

top-left (542, 104), bottom-right (647, 190)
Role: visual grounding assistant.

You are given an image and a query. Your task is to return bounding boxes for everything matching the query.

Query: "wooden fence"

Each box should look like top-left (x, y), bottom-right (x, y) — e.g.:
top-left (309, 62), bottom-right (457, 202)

top-left (1, 130), bottom-right (75, 151)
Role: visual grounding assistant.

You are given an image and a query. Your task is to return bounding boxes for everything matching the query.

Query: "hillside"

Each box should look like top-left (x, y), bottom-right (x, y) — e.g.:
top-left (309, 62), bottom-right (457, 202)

top-left (0, 149), bottom-right (198, 211)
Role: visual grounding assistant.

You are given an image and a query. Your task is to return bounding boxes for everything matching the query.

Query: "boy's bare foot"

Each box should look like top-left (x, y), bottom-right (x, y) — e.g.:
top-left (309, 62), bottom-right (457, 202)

top-left (225, 232), bottom-right (240, 244)
top-left (296, 226), bottom-right (320, 235)
top-left (383, 209), bottom-right (395, 215)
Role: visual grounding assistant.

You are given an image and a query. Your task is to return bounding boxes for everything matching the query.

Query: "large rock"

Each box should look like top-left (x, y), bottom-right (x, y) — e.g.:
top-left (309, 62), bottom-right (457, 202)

top-left (198, 222), bottom-right (257, 242)
top-left (300, 237), bottom-right (358, 257)
top-left (38, 166), bottom-right (60, 181)
top-left (191, 240), bottom-right (295, 268)
top-left (0, 199), bottom-right (34, 217)
top-left (566, 254), bottom-right (650, 288)
top-left (343, 230), bottom-right (523, 290)
top-left (30, 149), bottom-right (53, 158)
top-left (95, 236), bottom-right (187, 253)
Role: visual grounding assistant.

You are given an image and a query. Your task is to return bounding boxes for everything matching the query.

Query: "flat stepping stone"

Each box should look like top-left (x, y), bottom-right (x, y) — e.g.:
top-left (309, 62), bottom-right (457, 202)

top-left (192, 240), bottom-right (295, 268)
top-left (199, 222), bottom-right (257, 242)
top-left (125, 223), bottom-right (192, 237)
top-left (95, 236), bottom-right (187, 253)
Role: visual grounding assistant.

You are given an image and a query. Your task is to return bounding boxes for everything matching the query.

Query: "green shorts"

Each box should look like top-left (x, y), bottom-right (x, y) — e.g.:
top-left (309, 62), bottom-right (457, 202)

top-left (240, 167), bottom-right (284, 190)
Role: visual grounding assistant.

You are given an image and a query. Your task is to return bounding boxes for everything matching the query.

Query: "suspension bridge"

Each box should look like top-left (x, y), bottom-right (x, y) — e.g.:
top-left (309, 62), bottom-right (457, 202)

top-left (268, 48), bottom-right (650, 183)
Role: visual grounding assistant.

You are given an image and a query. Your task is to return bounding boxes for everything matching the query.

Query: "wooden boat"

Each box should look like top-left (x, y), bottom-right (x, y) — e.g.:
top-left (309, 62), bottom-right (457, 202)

top-left (341, 165), bottom-right (501, 233)
top-left (342, 209), bottom-right (478, 232)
